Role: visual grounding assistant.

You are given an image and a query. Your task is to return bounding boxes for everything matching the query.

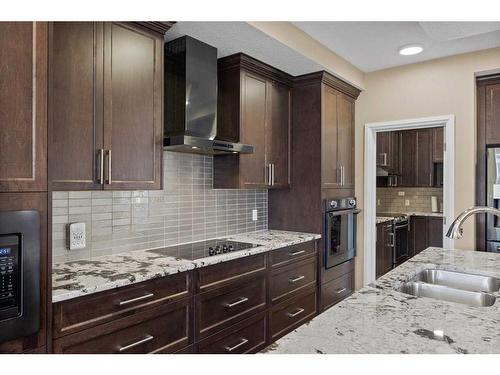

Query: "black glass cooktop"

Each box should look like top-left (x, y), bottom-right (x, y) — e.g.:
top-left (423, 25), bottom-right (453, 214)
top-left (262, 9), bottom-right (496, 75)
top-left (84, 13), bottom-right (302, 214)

top-left (148, 239), bottom-right (260, 261)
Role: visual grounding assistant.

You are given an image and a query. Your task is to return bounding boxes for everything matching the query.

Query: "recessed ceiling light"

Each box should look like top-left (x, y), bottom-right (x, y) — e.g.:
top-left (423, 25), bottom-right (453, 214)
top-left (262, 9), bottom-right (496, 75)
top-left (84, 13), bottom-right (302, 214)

top-left (398, 44), bottom-right (424, 56)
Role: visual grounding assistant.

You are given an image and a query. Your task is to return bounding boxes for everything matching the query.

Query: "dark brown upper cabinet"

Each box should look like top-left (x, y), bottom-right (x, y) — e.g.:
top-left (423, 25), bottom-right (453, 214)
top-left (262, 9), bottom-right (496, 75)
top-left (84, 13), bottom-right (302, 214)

top-left (48, 22), bottom-right (164, 190)
top-left (214, 54), bottom-right (291, 189)
top-left (321, 82), bottom-right (356, 190)
top-left (432, 127), bottom-right (444, 163)
top-left (484, 82), bottom-right (500, 145)
top-left (414, 129), bottom-right (433, 187)
top-left (376, 131), bottom-right (400, 174)
top-left (0, 22), bottom-right (48, 192)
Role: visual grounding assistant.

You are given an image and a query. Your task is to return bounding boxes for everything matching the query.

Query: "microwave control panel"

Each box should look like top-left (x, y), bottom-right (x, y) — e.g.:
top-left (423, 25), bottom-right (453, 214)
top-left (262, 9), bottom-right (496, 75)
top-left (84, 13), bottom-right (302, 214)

top-left (0, 235), bottom-right (21, 321)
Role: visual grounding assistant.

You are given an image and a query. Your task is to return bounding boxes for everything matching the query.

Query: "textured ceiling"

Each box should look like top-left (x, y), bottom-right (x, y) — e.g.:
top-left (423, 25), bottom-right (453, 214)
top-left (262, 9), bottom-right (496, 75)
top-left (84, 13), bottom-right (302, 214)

top-left (165, 22), bottom-right (325, 76)
top-left (292, 22), bottom-right (500, 72)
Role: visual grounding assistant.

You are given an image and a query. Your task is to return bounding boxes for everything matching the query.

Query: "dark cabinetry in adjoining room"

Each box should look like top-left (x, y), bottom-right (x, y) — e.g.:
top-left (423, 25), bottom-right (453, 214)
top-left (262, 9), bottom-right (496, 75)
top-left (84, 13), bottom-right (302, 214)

top-left (375, 221), bottom-right (393, 278)
top-left (0, 22), bottom-right (47, 193)
top-left (377, 127), bottom-right (444, 188)
top-left (214, 54), bottom-right (292, 189)
top-left (48, 22), bottom-right (165, 191)
top-left (409, 216), bottom-right (443, 257)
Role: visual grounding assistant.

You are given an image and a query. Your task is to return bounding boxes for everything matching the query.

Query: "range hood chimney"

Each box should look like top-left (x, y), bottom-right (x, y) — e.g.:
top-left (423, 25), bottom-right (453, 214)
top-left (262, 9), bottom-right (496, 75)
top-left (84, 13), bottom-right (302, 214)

top-left (164, 36), bottom-right (254, 155)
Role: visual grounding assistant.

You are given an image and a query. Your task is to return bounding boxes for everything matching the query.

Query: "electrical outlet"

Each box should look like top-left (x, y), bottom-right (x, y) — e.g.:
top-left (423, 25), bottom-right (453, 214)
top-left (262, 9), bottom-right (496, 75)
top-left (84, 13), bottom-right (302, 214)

top-left (252, 209), bottom-right (258, 221)
top-left (405, 199), bottom-right (410, 206)
top-left (67, 222), bottom-right (86, 250)
top-left (398, 191), bottom-right (405, 196)
top-left (377, 199), bottom-right (381, 206)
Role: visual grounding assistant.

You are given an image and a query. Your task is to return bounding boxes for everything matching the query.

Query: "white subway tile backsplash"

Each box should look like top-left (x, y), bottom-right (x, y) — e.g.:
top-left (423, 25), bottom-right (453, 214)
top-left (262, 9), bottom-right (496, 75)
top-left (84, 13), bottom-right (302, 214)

top-left (52, 151), bottom-right (268, 263)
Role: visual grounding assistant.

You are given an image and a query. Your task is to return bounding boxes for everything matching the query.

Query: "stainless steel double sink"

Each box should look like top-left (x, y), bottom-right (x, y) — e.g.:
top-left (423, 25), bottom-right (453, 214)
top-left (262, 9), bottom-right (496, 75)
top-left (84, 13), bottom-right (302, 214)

top-left (400, 269), bottom-right (500, 307)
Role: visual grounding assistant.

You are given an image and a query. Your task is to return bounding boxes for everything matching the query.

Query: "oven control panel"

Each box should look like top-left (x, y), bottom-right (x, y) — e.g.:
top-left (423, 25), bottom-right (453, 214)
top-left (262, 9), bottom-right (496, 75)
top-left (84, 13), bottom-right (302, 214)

top-left (0, 235), bottom-right (21, 321)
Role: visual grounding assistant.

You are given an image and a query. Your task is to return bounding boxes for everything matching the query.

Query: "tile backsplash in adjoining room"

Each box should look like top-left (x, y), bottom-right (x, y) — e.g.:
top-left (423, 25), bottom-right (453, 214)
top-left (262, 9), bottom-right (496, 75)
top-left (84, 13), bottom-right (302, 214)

top-left (52, 151), bottom-right (268, 263)
top-left (376, 187), bottom-right (443, 214)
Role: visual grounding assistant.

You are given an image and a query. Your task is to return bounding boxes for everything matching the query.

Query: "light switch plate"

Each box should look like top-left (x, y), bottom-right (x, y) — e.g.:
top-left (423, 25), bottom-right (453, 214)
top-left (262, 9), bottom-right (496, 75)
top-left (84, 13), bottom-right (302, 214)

top-left (405, 199), bottom-right (410, 206)
top-left (252, 209), bottom-right (258, 221)
top-left (67, 222), bottom-right (86, 250)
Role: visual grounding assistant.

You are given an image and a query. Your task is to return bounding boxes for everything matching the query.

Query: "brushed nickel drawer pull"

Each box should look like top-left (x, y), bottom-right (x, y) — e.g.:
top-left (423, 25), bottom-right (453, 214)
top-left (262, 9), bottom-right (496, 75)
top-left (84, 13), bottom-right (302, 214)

top-left (289, 275), bottom-right (305, 283)
top-left (118, 334), bottom-right (154, 352)
top-left (225, 338), bottom-right (249, 352)
top-left (288, 250), bottom-right (305, 256)
top-left (97, 149), bottom-right (104, 184)
top-left (225, 296), bottom-right (249, 308)
top-left (287, 307), bottom-right (305, 318)
top-left (336, 287), bottom-right (347, 294)
top-left (118, 292), bottom-right (155, 306)
top-left (105, 149), bottom-right (112, 184)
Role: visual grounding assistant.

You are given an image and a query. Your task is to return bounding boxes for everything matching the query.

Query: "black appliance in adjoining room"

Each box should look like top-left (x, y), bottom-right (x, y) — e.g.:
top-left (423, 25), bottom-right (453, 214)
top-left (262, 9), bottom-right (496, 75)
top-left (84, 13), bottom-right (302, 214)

top-left (486, 147), bottom-right (500, 253)
top-left (323, 197), bottom-right (360, 269)
top-left (391, 215), bottom-right (410, 267)
top-left (0, 210), bottom-right (40, 343)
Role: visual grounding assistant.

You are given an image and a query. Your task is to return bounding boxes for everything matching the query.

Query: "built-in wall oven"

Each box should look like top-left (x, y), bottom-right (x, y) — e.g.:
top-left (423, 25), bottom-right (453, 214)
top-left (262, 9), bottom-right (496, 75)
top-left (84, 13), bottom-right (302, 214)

top-left (324, 197), bottom-right (361, 269)
top-left (0, 210), bottom-right (40, 343)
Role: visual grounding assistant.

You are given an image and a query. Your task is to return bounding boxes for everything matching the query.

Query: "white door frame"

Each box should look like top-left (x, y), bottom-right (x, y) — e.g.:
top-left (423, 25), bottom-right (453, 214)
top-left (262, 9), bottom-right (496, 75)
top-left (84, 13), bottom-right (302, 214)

top-left (363, 115), bottom-right (455, 286)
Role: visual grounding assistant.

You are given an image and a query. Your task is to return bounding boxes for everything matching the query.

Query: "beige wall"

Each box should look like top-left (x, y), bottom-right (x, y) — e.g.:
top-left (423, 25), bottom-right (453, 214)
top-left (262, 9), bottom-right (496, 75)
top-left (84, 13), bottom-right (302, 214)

top-left (248, 22), bottom-right (365, 90)
top-left (354, 47), bottom-right (500, 289)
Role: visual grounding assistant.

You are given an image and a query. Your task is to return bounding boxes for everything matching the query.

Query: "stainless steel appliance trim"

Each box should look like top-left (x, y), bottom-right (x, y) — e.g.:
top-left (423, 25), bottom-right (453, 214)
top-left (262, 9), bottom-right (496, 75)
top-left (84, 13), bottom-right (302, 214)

top-left (225, 338), bottom-right (249, 352)
top-left (287, 307), bottom-right (305, 318)
top-left (117, 292), bottom-right (155, 306)
top-left (118, 334), bottom-right (154, 352)
top-left (225, 296), bottom-right (249, 308)
top-left (288, 275), bottom-right (305, 283)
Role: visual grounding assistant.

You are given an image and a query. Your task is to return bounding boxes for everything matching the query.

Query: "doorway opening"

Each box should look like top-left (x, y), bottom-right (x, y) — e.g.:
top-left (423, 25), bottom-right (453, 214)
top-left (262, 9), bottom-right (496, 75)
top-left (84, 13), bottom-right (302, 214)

top-left (363, 115), bottom-right (455, 286)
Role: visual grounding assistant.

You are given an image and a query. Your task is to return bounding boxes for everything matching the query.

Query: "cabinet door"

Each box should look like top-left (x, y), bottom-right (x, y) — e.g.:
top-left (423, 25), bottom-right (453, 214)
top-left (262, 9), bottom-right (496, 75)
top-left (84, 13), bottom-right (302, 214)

top-left (268, 81), bottom-right (291, 189)
top-left (428, 217), bottom-right (443, 247)
top-left (485, 83), bottom-right (500, 145)
top-left (376, 223), bottom-right (387, 278)
top-left (411, 216), bottom-right (428, 255)
top-left (0, 22), bottom-right (47, 192)
top-left (414, 129), bottom-right (433, 187)
top-left (321, 85), bottom-right (339, 188)
top-left (398, 131), bottom-right (415, 187)
top-left (376, 132), bottom-right (391, 167)
top-left (432, 127), bottom-right (444, 163)
top-left (48, 22), bottom-right (104, 190)
top-left (336, 94), bottom-right (355, 189)
top-left (103, 23), bottom-right (163, 190)
top-left (240, 71), bottom-right (268, 188)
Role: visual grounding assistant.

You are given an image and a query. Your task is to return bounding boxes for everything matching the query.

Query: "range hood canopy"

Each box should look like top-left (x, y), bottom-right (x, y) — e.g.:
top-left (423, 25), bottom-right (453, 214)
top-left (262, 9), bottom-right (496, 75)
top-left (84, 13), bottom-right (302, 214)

top-left (164, 36), bottom-right (254, 155)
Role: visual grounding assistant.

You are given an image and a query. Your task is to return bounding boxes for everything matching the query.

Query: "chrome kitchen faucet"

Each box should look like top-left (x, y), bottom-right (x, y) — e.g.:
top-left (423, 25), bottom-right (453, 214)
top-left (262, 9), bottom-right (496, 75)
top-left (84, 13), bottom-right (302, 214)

top-left (447, 206), bottom-right (500, 239)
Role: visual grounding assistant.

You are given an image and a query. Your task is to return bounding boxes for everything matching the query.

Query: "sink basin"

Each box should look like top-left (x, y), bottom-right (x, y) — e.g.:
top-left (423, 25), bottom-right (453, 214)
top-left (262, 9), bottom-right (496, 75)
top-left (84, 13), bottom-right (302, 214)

top-left (411, 269), bottom-right (500, 293)
top-left (401, 282), bottom-right (496, 307)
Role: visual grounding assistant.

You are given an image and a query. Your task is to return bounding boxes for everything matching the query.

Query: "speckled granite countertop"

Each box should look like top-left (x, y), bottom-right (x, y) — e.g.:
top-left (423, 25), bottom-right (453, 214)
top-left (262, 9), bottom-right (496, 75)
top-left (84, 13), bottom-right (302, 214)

top-left (266, 247), bottom-right (500, 354)
top-left (52, 230), bottom-right (321, 303)
top-left (376, 216), bottom-right (394, 225)
top-left (406, 211), bottom-right (444, 217)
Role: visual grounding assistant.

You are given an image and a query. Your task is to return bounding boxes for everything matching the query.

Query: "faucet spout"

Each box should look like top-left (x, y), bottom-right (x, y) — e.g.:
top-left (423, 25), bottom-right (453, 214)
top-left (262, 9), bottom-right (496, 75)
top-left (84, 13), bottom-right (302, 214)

top-left (446, 206), bottom-right (500, 239)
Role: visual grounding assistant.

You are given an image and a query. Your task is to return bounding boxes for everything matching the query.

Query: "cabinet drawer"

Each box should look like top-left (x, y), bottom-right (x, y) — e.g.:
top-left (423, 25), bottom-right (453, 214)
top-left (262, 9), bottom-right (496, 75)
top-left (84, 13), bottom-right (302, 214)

top-left (322, 258), bottom-right (354, 284)
top-left (269, 287), bottom-right (317, 341)
top-left (198, 313), bottom-right (267, 354)
top-left (269, 241), bottom-right (316, 267)
top-left (196, 275), bottom-right (267, 340)
top-left (196, 253), bottom-right (266, 292)
top-left (53, 271), bottom-right (191, 338)
top-left (320, 271), bottom-right (353, 311)
top-left (53, 299), bottom-right (191, 354)
top-left (270, 257), bottom-right (317, 305)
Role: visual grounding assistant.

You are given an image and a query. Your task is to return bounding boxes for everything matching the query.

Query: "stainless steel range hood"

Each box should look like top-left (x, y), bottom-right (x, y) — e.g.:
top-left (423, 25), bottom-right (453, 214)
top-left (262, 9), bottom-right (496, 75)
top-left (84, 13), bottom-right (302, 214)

top-left (164, 36), bottom-right (254, 155)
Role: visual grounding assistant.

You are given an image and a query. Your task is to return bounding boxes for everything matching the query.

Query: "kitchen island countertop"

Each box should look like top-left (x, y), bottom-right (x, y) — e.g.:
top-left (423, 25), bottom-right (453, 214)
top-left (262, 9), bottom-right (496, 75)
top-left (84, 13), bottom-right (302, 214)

top-left (266, 247), bottom-right (500, 354)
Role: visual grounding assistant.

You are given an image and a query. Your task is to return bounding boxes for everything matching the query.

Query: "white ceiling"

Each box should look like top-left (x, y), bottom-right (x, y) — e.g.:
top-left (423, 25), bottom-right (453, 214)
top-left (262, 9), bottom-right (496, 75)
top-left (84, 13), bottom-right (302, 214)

top-left (165, 22), bottom-right (325, 76)
top-left (293, 22), bottom-right (500, 72)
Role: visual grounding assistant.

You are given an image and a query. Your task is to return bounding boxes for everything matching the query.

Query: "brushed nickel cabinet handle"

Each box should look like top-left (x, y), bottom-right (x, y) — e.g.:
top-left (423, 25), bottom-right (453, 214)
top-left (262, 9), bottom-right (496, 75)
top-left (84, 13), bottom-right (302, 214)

top-left (105, 149), bottom-right (112, 185)
top-left (288, 250), bottom-right (305, 257)
top-left (225, 338), bottom-right (249, 352)
top-left (97, 149), bottom-right (104, 184)
top-left (289, 275), bottom-right (305, 283)
top-left (118, 334), bottom-right (154, 352)
top-left (117, 292), bottom-right (155, 306)
top-left (267, 164), bottom-right (272, 186)
top-left (225, 296), bottom-right (249, 308)
top-left (287, 307), bottom-right (305, 318)
top-left (429, 172), bottom-right (432, 186)
top-left (336, 287), bottom-right (347, 294)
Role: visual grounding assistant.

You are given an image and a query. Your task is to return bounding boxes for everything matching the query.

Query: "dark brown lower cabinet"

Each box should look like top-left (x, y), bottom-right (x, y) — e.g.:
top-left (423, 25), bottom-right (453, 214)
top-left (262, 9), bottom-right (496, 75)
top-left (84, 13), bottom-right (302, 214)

top-left (410, 215), bottom-right (443, 256)
top-left (376, 221), bottom-right (393, 278)
top-left (320, 258), bottom-right (354, 312)
top-left (52, 240), bottom-right (321, 354)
